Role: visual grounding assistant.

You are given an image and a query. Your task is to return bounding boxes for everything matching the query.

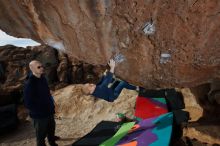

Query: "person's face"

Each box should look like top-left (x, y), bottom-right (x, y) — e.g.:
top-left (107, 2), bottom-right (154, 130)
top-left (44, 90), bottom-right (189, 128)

top-left (85, 83), bottom-right (96, 94)
top-left (33, 62), bottom-right (44, 75)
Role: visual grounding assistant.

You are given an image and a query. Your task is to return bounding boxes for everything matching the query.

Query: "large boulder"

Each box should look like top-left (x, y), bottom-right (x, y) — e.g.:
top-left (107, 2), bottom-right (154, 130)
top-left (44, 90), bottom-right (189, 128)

top-left (0, 0), bottom-right (219, 88)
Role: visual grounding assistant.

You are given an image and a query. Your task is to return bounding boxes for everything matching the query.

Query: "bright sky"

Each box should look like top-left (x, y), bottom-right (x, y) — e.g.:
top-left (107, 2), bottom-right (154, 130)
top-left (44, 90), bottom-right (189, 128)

top-left (0, 29), bottom-right (40, 47)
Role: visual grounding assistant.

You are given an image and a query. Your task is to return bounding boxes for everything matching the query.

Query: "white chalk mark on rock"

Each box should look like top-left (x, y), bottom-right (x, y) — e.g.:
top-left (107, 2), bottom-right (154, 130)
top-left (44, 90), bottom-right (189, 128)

top-left (113, 53), bottom-right (125, 64)
top-left (143, 22), bottom-right (155, 35)
top-left (160, 53), bottom-right (171, 64)
top-left (45, 39), bottom-right (65, 51)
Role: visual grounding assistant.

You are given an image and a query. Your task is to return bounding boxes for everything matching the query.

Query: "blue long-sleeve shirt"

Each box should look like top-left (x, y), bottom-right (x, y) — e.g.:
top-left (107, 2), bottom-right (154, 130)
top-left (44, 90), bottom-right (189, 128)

top-left (92, 72), bottom-right (115, 102)
top-left (92, 72), bottom-right (137, 102)
top-left (24, 74), bottom-right (55, 119)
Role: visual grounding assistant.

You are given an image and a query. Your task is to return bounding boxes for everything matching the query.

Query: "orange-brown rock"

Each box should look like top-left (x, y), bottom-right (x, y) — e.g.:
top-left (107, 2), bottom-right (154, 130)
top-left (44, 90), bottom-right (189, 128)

top-left (0, 0), bottom-right (219, 88)
top-left (182, 87), bottom-right (220, 145)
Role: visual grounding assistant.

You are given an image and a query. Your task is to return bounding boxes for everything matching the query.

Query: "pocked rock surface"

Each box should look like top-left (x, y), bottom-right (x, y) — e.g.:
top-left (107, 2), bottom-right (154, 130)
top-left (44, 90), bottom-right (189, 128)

top-left (0, 0), bottom-right (219, 88)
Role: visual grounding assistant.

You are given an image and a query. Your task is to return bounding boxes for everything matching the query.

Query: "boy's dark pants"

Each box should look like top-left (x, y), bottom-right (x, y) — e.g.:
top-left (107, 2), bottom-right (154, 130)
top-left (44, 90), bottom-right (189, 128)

top-left (33, 115), bottom-right (56, 146)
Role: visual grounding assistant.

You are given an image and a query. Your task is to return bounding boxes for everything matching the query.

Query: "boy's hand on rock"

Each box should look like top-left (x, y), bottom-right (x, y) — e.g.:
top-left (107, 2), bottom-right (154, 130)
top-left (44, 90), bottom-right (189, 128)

top-left (108, 59), bottom-right (115, 69)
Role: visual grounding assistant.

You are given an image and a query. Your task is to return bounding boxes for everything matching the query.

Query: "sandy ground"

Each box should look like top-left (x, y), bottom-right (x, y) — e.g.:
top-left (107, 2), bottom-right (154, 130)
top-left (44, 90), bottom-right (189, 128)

top-left (0, 118), bottom-right (81, 146)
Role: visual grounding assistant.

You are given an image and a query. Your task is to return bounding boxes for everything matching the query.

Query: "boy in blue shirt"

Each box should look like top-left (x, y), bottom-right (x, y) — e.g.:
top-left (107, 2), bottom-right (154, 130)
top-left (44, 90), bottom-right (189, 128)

top-left (82, 59), bottom-right (138, 102)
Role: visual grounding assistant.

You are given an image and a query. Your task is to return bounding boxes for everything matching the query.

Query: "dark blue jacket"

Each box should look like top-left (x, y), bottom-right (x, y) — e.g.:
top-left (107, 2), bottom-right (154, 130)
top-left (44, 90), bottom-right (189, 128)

top-left (24, 74), bottom-right (55, 119)
top-left (92, 72), bottom-right (116, 102)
